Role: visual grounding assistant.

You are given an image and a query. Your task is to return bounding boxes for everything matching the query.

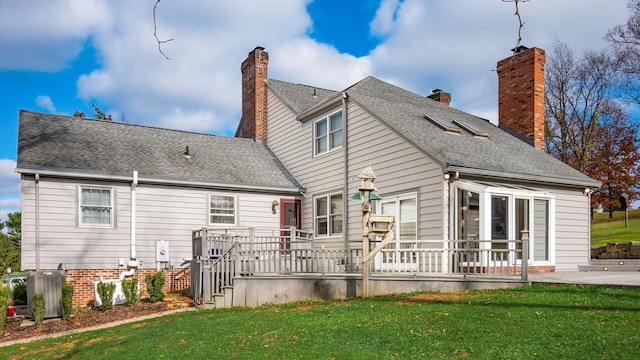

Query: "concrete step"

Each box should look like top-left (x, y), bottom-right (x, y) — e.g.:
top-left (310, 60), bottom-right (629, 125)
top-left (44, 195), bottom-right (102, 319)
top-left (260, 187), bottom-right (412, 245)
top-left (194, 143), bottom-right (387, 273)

top-left (579, 260), bottom-right (640, 272)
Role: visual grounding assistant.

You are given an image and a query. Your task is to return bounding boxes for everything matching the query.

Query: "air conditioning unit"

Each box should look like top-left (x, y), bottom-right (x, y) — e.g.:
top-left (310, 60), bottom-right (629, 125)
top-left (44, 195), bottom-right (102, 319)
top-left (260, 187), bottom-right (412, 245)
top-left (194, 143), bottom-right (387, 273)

top-left (27, 270), bottom-right (66, 319)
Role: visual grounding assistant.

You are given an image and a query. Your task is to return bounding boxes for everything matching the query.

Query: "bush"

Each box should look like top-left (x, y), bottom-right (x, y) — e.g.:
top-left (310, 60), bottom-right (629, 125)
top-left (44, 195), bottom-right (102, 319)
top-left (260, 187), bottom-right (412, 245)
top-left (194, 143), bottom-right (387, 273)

top-left (60, 284), bottom-right (74, 321)
top-left (12, 282), bottom-right (27, 305)
top-left (122, 277), bottom-right (139, 305)
top-left (0, 285), bottom-right (9, 332)
top-left (32, 293), bottom-right (45, 326)
top-left (145, 272), bottom-right (165, 303)
top-left (97, 281), bottom-right (116, 310)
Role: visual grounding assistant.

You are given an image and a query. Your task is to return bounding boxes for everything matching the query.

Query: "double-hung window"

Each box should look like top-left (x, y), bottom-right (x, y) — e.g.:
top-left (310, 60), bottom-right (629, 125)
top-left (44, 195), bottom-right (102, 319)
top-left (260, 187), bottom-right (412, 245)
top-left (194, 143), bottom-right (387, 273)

top-left (314, 111), bottom-right (343, 156)
top-left (79, 186), bottom-right (114, 227)
top-left (209, 194), bottom-right (237, 225)
top-left (315, 193), bottom-right (343, 236)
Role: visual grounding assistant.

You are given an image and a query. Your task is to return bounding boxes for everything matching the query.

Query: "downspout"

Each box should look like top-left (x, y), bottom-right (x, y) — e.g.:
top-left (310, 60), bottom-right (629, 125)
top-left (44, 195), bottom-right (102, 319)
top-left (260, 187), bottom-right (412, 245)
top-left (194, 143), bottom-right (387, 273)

top-left (342, 92), bottom-right (349, 252)
top-left (35, 173), bottom-right (40, 271)
top-left (120, 170), bottom-right (139, 280)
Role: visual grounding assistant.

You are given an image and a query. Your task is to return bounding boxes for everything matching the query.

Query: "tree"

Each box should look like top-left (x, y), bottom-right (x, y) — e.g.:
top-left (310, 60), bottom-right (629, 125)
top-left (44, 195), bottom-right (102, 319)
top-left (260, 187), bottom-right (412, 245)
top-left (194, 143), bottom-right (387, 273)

top-left (92, 104), bottom-right (113, 121)
top-left (544, 40), bottom-right (621, 173)
top-left (1, 212), bottom-right (20, 249)
top-left (606, 0), bottom-right (640, 105)
top-left (586, 108), bottom-right (640, 217)
top-left (0, 233), bottom-right (20, 272)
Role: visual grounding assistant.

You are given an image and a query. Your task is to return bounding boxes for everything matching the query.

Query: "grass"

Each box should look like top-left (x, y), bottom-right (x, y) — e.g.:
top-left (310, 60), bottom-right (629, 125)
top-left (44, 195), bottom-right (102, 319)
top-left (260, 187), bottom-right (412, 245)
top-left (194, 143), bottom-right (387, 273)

top-left (2, 284), bottom-right (639, 359)
top-left (591, 209), bottom-right (640, 248)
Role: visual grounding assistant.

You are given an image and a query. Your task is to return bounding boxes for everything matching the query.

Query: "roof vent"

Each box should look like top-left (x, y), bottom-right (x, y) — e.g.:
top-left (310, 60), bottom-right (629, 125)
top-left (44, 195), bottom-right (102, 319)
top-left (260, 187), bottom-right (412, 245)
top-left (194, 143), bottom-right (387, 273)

top-left (184, 146), bottom-right (191, 159)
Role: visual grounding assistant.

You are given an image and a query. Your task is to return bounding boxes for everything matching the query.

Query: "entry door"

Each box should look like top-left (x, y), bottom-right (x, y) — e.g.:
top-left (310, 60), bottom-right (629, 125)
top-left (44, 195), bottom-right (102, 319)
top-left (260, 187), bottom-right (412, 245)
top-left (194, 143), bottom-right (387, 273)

top-left (280, 199), bottom-right (301, 252)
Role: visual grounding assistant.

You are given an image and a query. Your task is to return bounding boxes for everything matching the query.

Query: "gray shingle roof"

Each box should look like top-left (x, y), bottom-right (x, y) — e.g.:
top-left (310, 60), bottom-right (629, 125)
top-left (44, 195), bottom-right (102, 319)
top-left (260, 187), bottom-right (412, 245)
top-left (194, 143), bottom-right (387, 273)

top-left (269, 76), bottom-right (599, 187)
top-left (17, 110), bottom-right (303, 192)
top-left (265, 79), bottom-right (338, 115)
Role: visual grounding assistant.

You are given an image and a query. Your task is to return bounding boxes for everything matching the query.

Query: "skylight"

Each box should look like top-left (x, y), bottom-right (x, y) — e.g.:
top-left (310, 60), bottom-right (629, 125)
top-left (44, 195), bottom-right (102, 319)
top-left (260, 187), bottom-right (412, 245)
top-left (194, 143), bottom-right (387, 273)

top-left (424, 114), bottom-right (461, 133)
top-left (452, 119), bottom-right (489, 138)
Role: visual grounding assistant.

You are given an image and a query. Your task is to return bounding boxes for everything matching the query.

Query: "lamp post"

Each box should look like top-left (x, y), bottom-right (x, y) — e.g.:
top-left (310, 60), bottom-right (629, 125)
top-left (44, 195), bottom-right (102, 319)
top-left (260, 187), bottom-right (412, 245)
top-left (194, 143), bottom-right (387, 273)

top-left (357, 166), bottom-right (377, 298)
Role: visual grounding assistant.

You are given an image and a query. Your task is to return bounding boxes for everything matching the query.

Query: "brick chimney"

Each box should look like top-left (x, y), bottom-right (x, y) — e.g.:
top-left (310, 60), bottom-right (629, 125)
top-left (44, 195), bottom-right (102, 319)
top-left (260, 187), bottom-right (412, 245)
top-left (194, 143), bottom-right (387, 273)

top-left (237, 46), bottom-right (269, 140)
top-left (497, 46), bottom-right (546, 150)
top-left (427, 89), bottom-right (451, 106)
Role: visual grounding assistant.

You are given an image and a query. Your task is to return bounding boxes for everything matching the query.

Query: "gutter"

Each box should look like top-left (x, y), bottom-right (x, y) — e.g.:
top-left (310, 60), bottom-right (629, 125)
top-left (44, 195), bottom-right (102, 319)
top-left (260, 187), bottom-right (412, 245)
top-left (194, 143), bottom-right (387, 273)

top-left (35, 173), bottom-right (40, 271)
top-left (445, 165), bottom-right (601, 189)
top-left (120, 170), bottom-right (139, 280)
top-left (15, 167), bottom-right (305, 194)
top-left (341, 92), bottom-right (349, 254)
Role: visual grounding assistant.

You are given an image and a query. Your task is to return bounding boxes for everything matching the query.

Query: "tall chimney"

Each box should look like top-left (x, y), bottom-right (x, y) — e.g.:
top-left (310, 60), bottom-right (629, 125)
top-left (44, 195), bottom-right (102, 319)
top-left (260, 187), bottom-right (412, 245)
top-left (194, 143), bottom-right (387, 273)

top-left (497, 46), bottom-right (546, 150)
top-left (237, 46), bottom-right (269, 140)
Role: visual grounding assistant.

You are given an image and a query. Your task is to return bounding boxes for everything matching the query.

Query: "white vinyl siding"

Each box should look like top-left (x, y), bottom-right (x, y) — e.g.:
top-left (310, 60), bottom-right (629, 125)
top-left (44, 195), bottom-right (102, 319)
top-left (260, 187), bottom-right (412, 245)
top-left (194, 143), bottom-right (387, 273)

top-left (20, 176), bottom-right (296, 270)
top-left (79, 186), bottom-right (114, 227)
top-left (266, 91), bottom-right (444, 247)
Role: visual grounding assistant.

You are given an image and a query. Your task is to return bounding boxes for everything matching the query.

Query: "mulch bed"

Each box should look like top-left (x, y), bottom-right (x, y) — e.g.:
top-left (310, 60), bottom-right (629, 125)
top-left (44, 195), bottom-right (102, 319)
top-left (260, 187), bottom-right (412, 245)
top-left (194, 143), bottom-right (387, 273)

top-left (1, 294), bottom-right (197, 344)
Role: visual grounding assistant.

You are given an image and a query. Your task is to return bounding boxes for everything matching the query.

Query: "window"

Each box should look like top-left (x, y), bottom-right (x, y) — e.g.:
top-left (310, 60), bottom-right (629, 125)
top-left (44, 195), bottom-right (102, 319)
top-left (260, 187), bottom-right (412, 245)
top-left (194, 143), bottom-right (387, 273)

top-left (454, 181), bottom-right (555, 265)
top-left (209, 194), bottom-right (237, 225)
top-left (381, 194), bottom-right (417, 241)
top-left (315, 193), bottom-right (343, 236)
top-left (314, 111), bottom-right (343, 155)
top-left (80, 187), bottom-right (114, 227)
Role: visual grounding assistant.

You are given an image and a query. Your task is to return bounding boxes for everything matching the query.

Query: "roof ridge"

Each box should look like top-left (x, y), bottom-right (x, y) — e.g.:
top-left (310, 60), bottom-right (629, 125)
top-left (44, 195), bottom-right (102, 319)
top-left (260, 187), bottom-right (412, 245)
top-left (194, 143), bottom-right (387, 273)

top-left (18, 109), bottom-right (252, 141)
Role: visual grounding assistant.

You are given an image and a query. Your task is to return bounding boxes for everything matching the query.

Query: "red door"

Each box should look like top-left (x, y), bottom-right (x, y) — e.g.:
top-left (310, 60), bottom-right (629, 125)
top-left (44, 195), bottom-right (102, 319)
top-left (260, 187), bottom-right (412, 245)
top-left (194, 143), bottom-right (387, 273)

top-left (280, 199), bottom-right (301, 252)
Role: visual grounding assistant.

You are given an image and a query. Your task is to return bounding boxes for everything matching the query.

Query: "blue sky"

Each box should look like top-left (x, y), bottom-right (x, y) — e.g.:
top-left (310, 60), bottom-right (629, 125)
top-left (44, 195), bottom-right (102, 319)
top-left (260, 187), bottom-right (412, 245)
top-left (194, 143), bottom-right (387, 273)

top-left (0, 0), bottom-right (633, 222)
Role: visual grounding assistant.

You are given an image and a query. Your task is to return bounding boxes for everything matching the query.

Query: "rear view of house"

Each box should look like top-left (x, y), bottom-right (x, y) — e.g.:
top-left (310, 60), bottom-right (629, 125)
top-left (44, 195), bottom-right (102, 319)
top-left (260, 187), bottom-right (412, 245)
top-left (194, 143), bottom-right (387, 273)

top-left (16, 45), bottom-right (599, 307)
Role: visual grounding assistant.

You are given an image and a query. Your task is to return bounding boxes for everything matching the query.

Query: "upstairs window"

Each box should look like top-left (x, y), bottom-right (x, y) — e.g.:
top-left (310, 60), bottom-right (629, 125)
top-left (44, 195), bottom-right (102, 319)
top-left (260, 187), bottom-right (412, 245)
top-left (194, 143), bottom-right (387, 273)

top-left (314, 111), bottom-right (343, 156)
top-left (79, 186), bottom-right (114, 227)
top-left (209, 194), bottom-right (237, 225)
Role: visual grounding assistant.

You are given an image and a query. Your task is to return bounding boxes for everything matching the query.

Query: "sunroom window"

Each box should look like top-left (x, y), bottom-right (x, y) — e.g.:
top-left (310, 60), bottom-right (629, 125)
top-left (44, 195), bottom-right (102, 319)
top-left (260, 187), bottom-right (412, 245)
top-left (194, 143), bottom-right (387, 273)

top-left (314, 111), bottom-right (343, 156)
top-left (454, 181), bottom-right (554, 264)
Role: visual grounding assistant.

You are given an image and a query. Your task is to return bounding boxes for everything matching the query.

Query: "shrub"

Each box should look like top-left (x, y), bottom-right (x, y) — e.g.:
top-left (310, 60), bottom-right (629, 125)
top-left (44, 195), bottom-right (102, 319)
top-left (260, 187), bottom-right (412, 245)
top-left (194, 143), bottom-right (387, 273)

top-left (32, 293), bottom-right (45, 326)
top-left (12, 282), bottom-right (27, 305)
top-left (122, 277), bottom-right (139, 305)
top-left (97, 281), bottom-right (116, 310)
top-left (60, 284), bottom-right (74, 321)
top-left (145, 272), bottom-right (165, 303)
top-left (0, 285), bottom-right (9, 332)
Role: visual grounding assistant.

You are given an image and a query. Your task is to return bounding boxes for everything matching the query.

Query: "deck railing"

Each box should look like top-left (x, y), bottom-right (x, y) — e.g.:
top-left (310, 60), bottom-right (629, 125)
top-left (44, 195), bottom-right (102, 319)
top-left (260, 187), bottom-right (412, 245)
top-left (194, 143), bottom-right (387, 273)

top-left (191, 227), bottom-right (529, 303)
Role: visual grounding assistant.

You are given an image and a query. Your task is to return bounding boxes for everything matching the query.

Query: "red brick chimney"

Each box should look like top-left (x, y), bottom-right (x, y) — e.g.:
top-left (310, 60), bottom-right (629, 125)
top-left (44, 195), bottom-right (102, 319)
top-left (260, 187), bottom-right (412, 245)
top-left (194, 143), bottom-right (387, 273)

top-left (237, 46), bottom-right (269, 140)
top-left (497, 46), bottom-right (546, 150)
top-left (427, 89), bottom-right (451, 106)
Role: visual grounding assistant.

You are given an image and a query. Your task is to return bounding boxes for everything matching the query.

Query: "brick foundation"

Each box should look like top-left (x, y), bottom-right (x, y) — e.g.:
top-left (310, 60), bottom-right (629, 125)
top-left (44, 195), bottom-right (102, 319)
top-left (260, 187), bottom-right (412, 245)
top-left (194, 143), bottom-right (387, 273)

top-left (62, 268), bottom-right (190, 307)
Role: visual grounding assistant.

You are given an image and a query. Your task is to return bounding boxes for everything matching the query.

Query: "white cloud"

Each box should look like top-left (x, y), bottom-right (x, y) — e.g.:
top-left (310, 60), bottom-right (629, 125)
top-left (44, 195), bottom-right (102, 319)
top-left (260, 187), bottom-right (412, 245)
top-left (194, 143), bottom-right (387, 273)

top-left (0, 0), bottom-right (109, 71)
top-left (0, 159), bottom-right (19, 195)
top-left (0, 0), bottom-right (630, 134)
top-left (35, 95), bottom-right (57, 113)
top-left (370, 0), bottom-right (402, 37)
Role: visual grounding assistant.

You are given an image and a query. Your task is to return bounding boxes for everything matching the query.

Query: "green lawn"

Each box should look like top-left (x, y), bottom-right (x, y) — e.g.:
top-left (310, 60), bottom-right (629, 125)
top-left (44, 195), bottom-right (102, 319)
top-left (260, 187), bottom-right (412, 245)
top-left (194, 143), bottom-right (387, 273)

top-left (2, 284), bottom-right (639, 359)
top-left (591, 209), bottom-right (640, 248)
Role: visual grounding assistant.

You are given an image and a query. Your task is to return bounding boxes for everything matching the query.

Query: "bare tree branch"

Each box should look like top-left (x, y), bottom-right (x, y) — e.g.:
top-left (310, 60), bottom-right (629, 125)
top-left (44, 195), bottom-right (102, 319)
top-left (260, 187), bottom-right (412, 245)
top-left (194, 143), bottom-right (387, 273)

top-left (153, 0), bottom-right (173, 60)
top-left (502, 0), bottom-right (531, 53)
